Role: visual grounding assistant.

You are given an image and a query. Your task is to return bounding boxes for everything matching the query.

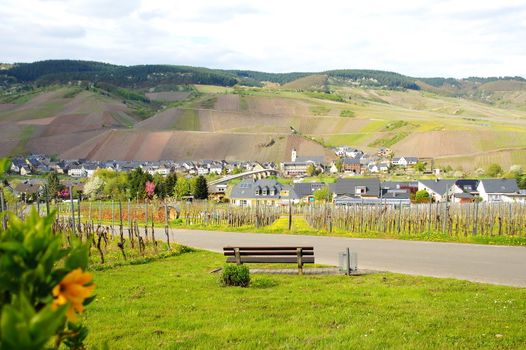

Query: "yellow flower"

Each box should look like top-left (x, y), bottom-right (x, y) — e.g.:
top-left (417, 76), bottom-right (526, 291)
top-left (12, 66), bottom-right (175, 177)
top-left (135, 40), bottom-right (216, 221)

top-left (52, 268), bottom-right (95, 322)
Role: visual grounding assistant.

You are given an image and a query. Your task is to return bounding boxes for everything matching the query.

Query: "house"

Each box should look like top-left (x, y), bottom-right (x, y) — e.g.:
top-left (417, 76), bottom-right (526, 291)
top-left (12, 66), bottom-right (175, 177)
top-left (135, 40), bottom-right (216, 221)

top-left (281, 148), bottom-right (325, 177)
top-left (381, 181), bottom-right (417, 202)
top-left (334, 146), bottom-right (363, 158)
top-left (13, 181), bottom-right (43, 202)
top-left (477, 179), bottom-right (522, 203)
top-left (418, 179), bottom-right (456, 202)
top-left (368, 163), bottom-right (389, 173)
top-left (208, 184), bottom-right (228, 201)
top-left (330, 178), bottom-right (381, 205)
top-left (451, 179), bottom-right (479, 204)
top-left (229, 179), bottom-right (297, 207)
top-left (341, 157), bottom-right (363, 174)
top-left (392, 156), bottom-right (418, 167)
top-left (292, 182), bottom-right (326, 203)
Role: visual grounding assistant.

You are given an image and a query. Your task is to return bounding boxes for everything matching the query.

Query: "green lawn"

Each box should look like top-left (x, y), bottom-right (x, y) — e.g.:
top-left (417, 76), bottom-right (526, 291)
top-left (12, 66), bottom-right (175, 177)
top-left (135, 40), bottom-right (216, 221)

top-left (84, 250), bottom-right (526, 349)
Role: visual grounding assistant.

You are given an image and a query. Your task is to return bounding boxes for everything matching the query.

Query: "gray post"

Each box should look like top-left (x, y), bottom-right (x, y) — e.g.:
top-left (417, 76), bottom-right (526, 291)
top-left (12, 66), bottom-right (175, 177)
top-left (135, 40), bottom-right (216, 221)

top-left (346, 247), bottom-right (351, 275)
top-left (45, 186), bottom-right (50, 216)
top-left (69, 186), bottom-right (76, 236)
top-left (288, 199), bottom-right (292, 230)
top-left (0, 189), bottom-right (6, 230)
top-left (427, 199), bottom-right (432, 233)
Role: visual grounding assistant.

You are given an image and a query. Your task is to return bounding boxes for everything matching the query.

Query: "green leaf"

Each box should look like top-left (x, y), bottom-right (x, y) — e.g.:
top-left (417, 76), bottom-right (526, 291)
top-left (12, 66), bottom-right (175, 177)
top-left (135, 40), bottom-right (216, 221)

top-left (64, 244), bottom-right (89, 270)
top-left (29, 304), bottom-right (67, 347)
top-left (0, 158), bottom-right (11, 177)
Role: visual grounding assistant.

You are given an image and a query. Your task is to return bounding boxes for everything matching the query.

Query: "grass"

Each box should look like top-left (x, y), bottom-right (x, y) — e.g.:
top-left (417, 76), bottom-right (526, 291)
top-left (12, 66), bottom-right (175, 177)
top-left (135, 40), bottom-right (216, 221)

top-left (173, 109), bottom-right (200, 130)
top-left (339, 109), bottom-right (355, 117)
top-left (84, 250), bottom-right (526, 349)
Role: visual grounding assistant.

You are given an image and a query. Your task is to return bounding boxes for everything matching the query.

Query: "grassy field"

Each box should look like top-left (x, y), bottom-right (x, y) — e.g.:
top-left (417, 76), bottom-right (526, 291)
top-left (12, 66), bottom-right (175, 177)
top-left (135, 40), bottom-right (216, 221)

top-left (84, 250), bottom-right (526, 349)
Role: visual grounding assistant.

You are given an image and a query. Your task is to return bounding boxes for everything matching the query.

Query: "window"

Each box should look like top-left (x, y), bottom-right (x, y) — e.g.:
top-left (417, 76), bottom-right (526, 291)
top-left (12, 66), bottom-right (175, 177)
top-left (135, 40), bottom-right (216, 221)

top-left (240, 200), bottom-right (248, 206)
top-left (355, 186), bottom-right (366, 195)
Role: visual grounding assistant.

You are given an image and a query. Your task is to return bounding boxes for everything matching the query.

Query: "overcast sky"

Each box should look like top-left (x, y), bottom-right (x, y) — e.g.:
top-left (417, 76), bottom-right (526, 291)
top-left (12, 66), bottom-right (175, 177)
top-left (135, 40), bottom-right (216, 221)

top-left (1, 0), bottom-right (525, 77)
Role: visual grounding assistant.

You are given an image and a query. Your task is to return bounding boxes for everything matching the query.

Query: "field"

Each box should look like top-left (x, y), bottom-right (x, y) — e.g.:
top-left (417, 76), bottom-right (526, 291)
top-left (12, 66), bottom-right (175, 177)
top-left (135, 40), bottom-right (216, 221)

top-left (2, 80), bottom-right (526, 169)
top-left (83, 250), bottom-right (526, 349)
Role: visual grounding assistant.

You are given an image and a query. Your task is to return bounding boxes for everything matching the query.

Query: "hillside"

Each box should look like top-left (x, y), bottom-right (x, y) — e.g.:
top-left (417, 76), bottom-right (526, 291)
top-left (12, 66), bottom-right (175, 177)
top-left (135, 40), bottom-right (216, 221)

top-left (1, 60), bottom-right (526, 170)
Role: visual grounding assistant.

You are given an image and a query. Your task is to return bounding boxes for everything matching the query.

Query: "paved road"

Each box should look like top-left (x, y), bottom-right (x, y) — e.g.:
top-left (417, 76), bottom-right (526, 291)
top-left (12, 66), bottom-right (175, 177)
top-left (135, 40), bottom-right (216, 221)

top-left (166, 229), bottom-right (526, 287)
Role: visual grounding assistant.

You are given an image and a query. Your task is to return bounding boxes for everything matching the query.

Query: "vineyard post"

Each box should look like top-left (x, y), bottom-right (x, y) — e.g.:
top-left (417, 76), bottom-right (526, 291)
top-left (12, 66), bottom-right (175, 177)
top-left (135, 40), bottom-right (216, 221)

top-left (0, 189), bottom-right (6, 230)
top-left (36, 191), bottom-right (40, 216)
top-left (119, 200), bottom-right (123, 242)
top-left (88, 201), bottom-right (92, 222)
top-left (69, 186), bottom-right (76, 236)
top-left (473, 202), bottom-right (479, 236)
top-left (111, 200), bottom-right (115, 233)
top-left (45, 185), bottom-right (50, 216)
top-left (77, 193), bottom-right (81, 230)
top-left (427, 200), bottom-right (432, 233)
top-left (397, 201), bottom-right (402, 233)
top-left (164, 202), bottom-right (170, 249)
top-left (288, 199), bottom-right (292, 231)
top-left (127, 199), bottom-right (131, 228)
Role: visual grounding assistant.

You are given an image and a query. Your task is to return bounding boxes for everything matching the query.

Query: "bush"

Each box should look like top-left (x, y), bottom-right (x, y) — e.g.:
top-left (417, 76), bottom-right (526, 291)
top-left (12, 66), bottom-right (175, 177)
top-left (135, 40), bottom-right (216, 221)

top-left (0, 158), bottom-right (95, 349)
top-left (220, 264), bottom-right (250, 287)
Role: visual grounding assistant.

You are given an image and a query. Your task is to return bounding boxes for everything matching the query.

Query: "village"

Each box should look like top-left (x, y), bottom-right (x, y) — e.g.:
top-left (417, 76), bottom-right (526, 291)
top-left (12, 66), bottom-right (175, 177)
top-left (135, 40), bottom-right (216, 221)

top-left (5, 146), bottom-right (526, 207)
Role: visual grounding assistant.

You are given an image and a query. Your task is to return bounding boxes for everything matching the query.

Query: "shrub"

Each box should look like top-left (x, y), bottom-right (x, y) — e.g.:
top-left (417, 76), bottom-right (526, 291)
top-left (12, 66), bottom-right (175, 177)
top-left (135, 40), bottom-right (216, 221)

top-left (0, 158), bottom-right (95, 349)
top-left (220, 264), bottom-right (250, 287)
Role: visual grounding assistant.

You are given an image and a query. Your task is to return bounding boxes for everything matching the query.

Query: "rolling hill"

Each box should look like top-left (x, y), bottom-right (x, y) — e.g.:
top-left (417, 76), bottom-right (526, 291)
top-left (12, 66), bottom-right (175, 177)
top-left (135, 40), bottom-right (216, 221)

top-left (1, 60), bottom-right (526, 171)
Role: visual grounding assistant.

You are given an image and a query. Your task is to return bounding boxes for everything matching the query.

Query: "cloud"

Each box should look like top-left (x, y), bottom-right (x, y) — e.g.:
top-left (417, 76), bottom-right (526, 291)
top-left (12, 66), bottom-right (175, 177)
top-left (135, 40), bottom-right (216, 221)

top-left (0, 0), bottom-right (525, 78)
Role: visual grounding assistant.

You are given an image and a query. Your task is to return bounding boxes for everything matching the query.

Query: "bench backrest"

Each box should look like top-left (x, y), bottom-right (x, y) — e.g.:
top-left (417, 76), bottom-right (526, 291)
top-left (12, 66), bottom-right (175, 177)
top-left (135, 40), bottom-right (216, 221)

top-left (223, 246), bottom-right (314, 264)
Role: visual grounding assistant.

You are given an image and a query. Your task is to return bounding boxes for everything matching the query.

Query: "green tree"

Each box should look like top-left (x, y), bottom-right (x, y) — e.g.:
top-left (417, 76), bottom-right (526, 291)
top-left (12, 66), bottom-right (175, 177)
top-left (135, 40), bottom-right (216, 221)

top-left (174, 177), bottom-right (191, 200)
top-left (414, 190), bottom-right (430, 203)
top-left (47, 172), bottom-right (62, 199)
top-left (193, 176), bottom-right (209, 199)
top-left (127, 168), bottom-right (152, 200)
top-left (313, 186), bottom-right (332, 202)
top-left (335, 159), bottom-right (343, 173)
top-left (163, 172), bottom-right (177, 198)
top-left (415, 161), bottom-right (426, 172)
top-left (486, 163), bottom-right (503, 177)
top-left (306, 163), bottom-right (316, 177)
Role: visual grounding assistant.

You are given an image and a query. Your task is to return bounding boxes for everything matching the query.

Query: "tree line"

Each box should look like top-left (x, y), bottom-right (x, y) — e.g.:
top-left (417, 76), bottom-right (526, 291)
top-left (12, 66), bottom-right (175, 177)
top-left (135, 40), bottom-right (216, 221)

top-left (47, 169), bottom-right (209, 201)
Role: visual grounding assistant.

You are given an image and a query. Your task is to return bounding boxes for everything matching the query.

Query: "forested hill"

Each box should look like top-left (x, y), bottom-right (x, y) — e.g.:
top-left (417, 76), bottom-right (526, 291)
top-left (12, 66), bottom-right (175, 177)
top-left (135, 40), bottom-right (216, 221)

top-left (2, 59), bottom-right (525, 90)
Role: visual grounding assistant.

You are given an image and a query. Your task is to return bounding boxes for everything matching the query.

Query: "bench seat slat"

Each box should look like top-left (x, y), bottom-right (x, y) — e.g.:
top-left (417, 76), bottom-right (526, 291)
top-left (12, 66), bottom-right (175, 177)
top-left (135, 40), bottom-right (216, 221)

top-left (226, 257), bottom-right (315, 264)
top-left (223, 247), bottom-right (313, 251)
top-left (224, 251), bottom-right (314, 256)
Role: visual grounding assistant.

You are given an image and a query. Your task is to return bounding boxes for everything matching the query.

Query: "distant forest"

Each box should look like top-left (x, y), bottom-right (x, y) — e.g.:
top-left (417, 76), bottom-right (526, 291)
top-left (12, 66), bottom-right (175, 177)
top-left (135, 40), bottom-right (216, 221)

top-left (1, 59), bottom-right (524, 91)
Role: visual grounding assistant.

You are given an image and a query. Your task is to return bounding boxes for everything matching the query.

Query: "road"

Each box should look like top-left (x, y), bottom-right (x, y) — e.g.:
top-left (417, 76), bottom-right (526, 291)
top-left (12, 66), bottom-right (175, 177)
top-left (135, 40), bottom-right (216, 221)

top-left (167, 229), bottom-right (526, 287)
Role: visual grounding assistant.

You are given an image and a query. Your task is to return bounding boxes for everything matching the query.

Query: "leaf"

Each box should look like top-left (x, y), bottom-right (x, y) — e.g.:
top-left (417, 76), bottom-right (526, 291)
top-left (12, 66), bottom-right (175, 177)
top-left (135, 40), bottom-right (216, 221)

top-left (64, 244), bottom-right (89, 270)
top-left (29, 304), bottom-right (67, 347)
top-left (0, 158), bottom-right (11, 177)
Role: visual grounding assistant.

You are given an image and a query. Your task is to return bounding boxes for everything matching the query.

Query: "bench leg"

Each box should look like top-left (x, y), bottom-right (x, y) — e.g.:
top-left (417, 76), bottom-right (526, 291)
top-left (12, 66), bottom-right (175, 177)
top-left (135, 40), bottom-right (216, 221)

top-left (297, 248), bottom-right (303, 275)
top-left (234, 248), bottom-right (241, 265)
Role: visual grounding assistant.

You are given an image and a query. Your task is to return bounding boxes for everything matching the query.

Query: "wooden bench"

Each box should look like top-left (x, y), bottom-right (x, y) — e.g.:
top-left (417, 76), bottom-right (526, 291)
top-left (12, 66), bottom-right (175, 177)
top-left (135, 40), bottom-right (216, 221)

top-left (223, 246), bottom-right (314, 275)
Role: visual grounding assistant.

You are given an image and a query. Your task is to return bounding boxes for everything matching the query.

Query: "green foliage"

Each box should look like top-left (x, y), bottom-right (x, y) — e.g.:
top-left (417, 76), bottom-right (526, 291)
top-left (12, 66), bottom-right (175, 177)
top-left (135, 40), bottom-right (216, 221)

top-left (306, 163), bottom-right (317, 177)
top-left (0, 209), bottom-right (93, 349)
top-left (174, 177), bottom-right (191, 200)
top-left (309, 105), bottom-right (331, 116)
top-left (47, 172), bottom-right (62, 199)
top-left (486, 163), bottom-right (503, 177)
top-left (127, 168), bottom-right (152, 200)
top-left (304, 91), bottom-right (344, 102)
top-left (384, 120), bottom-right (408, 130)
top-left (414, 190), bottom-right (431, 203)
top-left (193, 176), bottom-right (209, 200)
top-left (220, 264), bottom-right (250, 287)
top-left (415, 161), bottom-right (426, 172)
top-left (7, 60), bottom-right (238, 87)
top-left (339, 110), bottom-right (355, 118)
top-left (313, 186), bottom-right (332, 202)
top-left (327, 69), bottom-right (420, 90)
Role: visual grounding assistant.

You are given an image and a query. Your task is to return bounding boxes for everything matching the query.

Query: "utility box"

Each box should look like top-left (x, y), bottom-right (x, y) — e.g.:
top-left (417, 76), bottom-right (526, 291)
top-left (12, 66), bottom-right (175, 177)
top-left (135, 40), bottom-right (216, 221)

top-left (338, 248), bottom-right (357, 275)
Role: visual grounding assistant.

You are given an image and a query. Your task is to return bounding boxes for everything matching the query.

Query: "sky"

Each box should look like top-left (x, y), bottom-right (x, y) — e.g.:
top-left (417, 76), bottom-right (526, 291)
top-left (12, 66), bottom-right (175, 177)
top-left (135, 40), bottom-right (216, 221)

top-left (1, 0), bottom-right (525, 78)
